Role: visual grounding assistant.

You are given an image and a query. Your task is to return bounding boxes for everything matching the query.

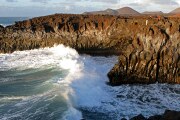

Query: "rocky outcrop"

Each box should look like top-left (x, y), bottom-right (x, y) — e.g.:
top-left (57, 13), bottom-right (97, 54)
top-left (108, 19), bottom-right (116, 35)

top-left (128, 110), bottom-right (180, 120)
top-left (0, 14), bottom-right (179, 84)
top-left (0, 14), bottom-right (118, 53)
top-left (107, 17), bottom-right (180, 85)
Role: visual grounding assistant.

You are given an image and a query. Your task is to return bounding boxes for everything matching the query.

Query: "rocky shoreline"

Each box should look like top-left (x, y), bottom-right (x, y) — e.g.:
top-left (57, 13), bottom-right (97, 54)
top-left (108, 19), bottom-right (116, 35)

top-left (0, 14), bottom-right (179, 84)
top-left (0, 14), bottom-right (180, 120)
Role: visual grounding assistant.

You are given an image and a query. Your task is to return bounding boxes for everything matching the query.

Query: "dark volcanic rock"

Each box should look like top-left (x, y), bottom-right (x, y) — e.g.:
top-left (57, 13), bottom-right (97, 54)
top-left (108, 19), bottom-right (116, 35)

top-left (161, 110), bottom-right (180, 120)
top-left (0, 25), bottom-right (4, 32)
top-left (129, 110), bottom-right (180, 120)
top-left (0, 14), bottom-right (179, 84)
top-left (0, 25), bottom-right (4, 28)
top-left (130, 114), bottom-right (146, 120)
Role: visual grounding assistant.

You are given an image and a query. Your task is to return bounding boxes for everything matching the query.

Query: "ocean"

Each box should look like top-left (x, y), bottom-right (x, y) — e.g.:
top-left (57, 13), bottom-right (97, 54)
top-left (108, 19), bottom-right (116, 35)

top-left (0, 17), bottom-right (180, 120)
top-left (0, 17), bottom-right (28, 27)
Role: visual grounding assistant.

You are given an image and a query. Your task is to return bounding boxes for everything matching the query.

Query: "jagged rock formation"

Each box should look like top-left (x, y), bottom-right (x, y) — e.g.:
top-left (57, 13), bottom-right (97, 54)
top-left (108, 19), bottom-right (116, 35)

top-left (0, 14), bottom-right (119, 53)
top-left (128, 110), bottom-right (180, 120)
top-left (107, 16), bottom-right (180, 84)
top-left (0, 14), bottom-right (179, 84)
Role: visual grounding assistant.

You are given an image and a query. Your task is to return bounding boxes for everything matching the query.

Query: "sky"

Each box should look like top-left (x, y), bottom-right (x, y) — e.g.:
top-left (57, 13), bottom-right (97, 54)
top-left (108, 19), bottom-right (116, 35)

top-left (0, 0), bottom-right (180, 17)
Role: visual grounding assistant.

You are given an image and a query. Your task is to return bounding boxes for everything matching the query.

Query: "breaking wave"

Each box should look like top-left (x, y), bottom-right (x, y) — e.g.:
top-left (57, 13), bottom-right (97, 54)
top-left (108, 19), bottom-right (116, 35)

top-left (0, 45), bottom-right (179, 120)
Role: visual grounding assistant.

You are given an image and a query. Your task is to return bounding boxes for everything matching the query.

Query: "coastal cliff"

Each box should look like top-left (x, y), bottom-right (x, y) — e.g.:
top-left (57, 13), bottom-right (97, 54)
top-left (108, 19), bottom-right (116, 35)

top-left (0, 14), bottom-right (179, 84)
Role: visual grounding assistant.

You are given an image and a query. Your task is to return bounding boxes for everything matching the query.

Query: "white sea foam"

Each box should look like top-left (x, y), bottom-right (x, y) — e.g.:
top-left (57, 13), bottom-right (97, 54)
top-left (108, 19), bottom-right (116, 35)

top-left (0, 44), bottom-right (179, 120)
top-left (0, 44), bottom-right (79, 71)
top-left (0, 96), bottom-right (28, 101)
top-left (65, 54), bottom-right (180, 119)
top-left (62, 107), bottom-right (82, 120)
top-left (0, 24), bottom-right (11, 27)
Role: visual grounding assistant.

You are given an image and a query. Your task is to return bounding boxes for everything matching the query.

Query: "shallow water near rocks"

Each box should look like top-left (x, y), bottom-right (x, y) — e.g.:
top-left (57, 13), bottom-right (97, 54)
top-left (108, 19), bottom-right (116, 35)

top-left (0, 45), bottom-right (179, 120)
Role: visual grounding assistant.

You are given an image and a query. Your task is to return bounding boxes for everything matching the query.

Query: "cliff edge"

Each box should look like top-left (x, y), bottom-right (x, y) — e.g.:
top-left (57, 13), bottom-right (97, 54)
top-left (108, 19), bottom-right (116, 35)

top-left (0, 14), bottom-right (179, 84)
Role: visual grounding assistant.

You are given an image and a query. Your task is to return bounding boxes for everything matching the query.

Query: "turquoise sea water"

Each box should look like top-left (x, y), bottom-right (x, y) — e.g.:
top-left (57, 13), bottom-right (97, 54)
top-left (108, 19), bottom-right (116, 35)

top-left (0, 18), bottom-right (179, 120)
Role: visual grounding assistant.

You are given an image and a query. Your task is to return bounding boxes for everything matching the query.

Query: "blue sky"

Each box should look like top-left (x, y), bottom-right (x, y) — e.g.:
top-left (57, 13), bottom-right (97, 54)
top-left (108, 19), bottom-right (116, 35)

top-left (1, 0), bottom-right (180, 17)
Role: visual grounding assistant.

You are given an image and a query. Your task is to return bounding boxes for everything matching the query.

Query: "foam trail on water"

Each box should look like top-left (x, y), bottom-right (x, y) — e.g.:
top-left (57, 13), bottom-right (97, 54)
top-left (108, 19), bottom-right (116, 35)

top-left (0, 24), bottom-right (10, 27)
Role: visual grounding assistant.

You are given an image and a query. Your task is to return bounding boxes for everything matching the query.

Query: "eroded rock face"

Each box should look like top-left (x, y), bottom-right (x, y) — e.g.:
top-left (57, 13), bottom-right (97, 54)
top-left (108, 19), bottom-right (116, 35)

top-left (0, 14), bottom-right (179, 84)
top-left (107, 18), bottom-right (180, 85)
top-left (0, 14), bottom-right (119, 53)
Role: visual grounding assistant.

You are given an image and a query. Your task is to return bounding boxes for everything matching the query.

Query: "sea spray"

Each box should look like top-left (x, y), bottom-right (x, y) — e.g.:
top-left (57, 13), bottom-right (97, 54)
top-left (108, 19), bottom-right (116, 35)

top-left (0, 45), bottom-right (179, 120)
top-left (64, 55), bottom-right (180, 120)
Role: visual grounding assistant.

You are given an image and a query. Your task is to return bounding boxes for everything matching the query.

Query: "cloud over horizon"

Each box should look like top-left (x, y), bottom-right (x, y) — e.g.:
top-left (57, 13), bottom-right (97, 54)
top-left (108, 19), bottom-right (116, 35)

top-left (31, 0), bottom-right (50, 3)
top-left (1, 0), bottom-right (180, 17)
top-left (6, 0), bottom-right (17, 2)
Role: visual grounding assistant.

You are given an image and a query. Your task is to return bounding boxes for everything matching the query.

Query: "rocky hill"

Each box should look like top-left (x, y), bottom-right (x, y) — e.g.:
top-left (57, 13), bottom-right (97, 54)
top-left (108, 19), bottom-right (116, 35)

top-left (83, 7), bottom-right (140, 16)
top-left (117, 7), bottom-right (140, 16)
top-left (0, 14), bottom-right (179, 84)
top-left (83, 8), bottom-right (118, 15)
top-left (170, 7), bottom-right (180, 14)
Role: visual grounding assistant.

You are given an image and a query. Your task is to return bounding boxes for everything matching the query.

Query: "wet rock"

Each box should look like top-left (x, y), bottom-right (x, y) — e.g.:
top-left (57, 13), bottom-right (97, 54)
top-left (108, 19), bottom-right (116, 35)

top-left (130, 114), bottom-right (146, 120)
top-left (0, 25), bottom-right (4, 32)
top-left (148, 115), bottom-right (162, 120)
top-left (0, 25), bottom-right (4, 28)
top-left (129, 110), bottom-right (180, 120)
top-left (160, 110), bottom-right (180, 120)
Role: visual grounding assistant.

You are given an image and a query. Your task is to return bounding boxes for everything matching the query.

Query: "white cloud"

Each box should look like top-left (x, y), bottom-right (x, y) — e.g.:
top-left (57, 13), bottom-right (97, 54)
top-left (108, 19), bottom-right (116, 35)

top-left (6, 0), bottom-right (17, 2)
top-left (31, 0), bottom-right (49, 3)
top-left (87, 0), bottom-right (118, 4)
top-left (65, 6), bottom-right (71, 11)
top-left (1, 0), bottom-right (180, 16)
top-left (116, 0), bottom-right (180, 12)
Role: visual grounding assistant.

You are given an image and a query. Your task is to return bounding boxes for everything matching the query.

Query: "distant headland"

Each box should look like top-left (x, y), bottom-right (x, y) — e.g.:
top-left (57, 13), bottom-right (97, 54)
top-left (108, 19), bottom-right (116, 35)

top-left (83, 6), bottom-right (180, 17)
